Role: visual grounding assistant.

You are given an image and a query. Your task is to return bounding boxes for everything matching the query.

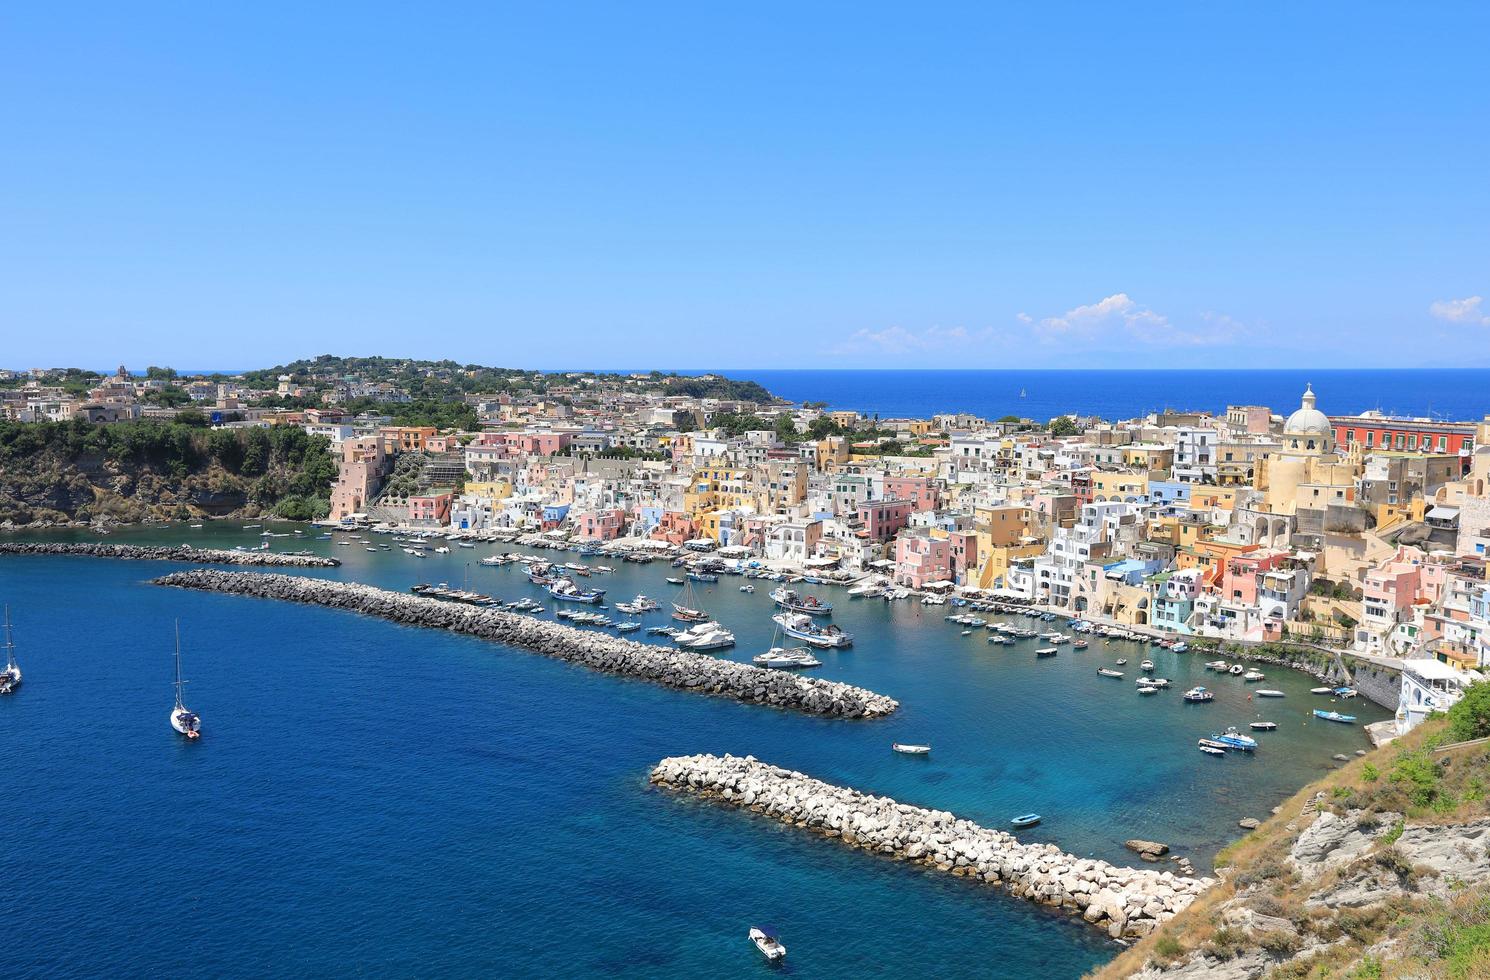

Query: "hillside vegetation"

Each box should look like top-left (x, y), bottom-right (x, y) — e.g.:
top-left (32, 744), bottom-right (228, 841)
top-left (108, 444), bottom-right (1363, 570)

top-left (0, 419), bottom-right (336, 524)
top-left (1093, 685), bottom-right (1490, 980)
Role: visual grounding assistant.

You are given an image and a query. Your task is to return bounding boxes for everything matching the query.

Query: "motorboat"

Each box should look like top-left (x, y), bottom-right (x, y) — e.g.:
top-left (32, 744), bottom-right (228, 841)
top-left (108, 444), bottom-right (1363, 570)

top-left (1228, 664), bottom-right (1245, 675)
top-left (1255, 689), bottom-right (1285, 698)
top-left (1211, 727), bottom-right (1258, 751)
top-left (1199, 744), bottom-right (1226, 756)
top-left (615, 621), bottom-right (642, 633)
top-left (739, 585), bottom-right (754, 593)
top-left (666, 577), bottom-right (684, 585)
top-left (434, 546), bottom-right (451, 554)
top-left (772, 613), bottom-right (853, 648)
top-left (672, 622), bottom-right (735, 651)
top-left (546, 578), bottom-right (606, 604)
top-left (1146, 677), bottom-right (1172, 688)
top-left (1183, 686), bottom-right (1215, 703)
top-left (749, 928), bottom-right (786, 962)
top-left (686, 571), bottom-right (719, 583)
top-left (1313, 709), bottom-right (1357, 724)
top-left (1250, 721), bottom-right (1278, 731)
top-left (169, 622), bottom-right (201, 740)
top-left (769, 587), bottom-right (832, 616)
top-left (1171, 642), bottom-right (1188, 653)
top-left (1035, 647), bottom-right (1058, 657)
top-left (1073, 640), bottom-right (1089, 650)
top-left (1115, 658), bottom-right (1128, 666)
top-left (752, 648), bottom-right (822, 669)
top-left (646, 626), bottom-right (679, 637)
top-left (987, 635), bottom-right (1013, 645)
top-left (1206, 661), bottom-right (1228, 671)
top-left (1096, 667), bottom-right (1123, 677)
top-left (1140, 660), bottom-right (1155, 672)
top-left (1333, 687), bottom-right (1358, 699)
top-left (1137, 685), bottom-right (1160, 695)
top-left (0, 606), bottom-right (21, 695)
top-left (891, 743), bottom-right (931, 755)
top-left (1010, 814), bottom-right (1041, 829)
top-left (1243, 670), bottom-right (1266, 682)
top-left (1310, 687), bottom-right (1334, 695)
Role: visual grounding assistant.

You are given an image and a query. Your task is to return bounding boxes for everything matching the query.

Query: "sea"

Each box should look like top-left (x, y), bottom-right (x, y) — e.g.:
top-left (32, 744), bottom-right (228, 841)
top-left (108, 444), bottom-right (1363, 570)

top-left (719, 369), bottom-right (1490, 424)
top-left (0, 525), bottom-right (1390, 978)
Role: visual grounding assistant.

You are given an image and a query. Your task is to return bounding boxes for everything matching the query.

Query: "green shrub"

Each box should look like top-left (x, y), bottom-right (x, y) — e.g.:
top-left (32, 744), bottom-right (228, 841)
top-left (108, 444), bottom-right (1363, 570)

top-left (1362, 762), bottom-right (1379, 782)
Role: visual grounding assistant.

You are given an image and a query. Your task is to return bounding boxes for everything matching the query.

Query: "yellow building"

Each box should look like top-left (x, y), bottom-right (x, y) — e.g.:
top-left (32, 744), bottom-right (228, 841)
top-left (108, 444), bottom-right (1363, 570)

top-left (463, 479), bottom-right (513, 500)
top-left (1091, 471), bottom-right (1149, 503)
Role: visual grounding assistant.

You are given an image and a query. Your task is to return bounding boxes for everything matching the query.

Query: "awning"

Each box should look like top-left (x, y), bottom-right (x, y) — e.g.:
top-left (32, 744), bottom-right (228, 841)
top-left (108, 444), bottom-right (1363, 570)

top-left (1426, 506), bottom-right (1460, 521)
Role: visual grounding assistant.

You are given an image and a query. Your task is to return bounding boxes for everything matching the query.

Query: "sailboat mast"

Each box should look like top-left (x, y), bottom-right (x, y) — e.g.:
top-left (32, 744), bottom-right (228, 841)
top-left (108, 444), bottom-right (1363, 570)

top-left (174, 619), bottom-right (185, 708)
top-left (3, 605), bottom-right (13, 669)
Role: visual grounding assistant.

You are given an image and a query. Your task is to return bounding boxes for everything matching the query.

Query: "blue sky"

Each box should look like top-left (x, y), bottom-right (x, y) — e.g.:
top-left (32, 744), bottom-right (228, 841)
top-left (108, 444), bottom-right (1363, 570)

top-left (3, 3), bottom-right (1488, 370)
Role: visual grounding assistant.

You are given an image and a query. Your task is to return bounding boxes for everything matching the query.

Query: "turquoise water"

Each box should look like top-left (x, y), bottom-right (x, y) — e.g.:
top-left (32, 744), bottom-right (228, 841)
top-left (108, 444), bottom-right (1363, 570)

top-left (0, 524), bottom-right (1388, 977)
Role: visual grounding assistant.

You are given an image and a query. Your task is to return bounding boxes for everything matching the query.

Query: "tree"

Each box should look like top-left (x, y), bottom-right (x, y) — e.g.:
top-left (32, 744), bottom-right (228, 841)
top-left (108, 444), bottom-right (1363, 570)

top-left (145, 366), bottom-right (178, 380)
top-left (1445, 682), bottom-right (1490, 742)
top-left (1049, 416), bottom-right (1081, 437)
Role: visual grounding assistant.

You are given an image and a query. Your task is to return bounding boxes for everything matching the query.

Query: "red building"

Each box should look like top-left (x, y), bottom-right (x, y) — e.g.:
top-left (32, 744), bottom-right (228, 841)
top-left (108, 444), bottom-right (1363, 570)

top-left (1331, 415), bottom-right (1476, 459)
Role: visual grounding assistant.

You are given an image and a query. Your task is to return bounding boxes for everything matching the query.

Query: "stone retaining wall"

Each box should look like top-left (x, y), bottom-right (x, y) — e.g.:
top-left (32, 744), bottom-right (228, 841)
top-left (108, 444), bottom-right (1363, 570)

top-left (152, 570), bottom-right (898, 718)
top-left (0, 542), bottom-right (340, 568)
top-left (650, 753), bottom-right (1212, 939)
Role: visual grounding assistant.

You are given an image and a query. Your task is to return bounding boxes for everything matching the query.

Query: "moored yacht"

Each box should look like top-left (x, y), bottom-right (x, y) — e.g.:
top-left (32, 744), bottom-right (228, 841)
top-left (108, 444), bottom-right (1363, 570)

top-left (1183, 686), bottom-right (1215, 703)
top-left (772, 612), bottom-right (853, 648)
top-left (752, 647), bottom-right (821, 669)
top-left (673, 621), bottom-right (735, 651)
top-left (769, 587), bottom-right (832, 616)
top-left (546, 578), bottom-right (606, 604)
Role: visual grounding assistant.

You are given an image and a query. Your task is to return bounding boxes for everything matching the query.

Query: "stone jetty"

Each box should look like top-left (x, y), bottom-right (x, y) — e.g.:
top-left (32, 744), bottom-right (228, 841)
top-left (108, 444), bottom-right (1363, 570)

top-left (0, 542), bottom-right (340, 568)
top-left (650, 753), bottom-right (1212, 939)
top-left (152, 570), bottom-right (898, 718)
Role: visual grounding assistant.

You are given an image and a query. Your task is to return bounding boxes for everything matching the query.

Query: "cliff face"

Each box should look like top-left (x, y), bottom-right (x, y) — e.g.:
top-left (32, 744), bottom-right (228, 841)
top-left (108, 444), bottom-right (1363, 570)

top-left (0, 420), bottom-right (335, 525)
top-left (1093, 718), bottom-right (1490, 980)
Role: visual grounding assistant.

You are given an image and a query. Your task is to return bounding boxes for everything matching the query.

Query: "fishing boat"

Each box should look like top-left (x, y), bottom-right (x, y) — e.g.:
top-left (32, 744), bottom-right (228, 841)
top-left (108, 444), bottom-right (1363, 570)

top-left (1255, 689), bottom-right (1286, 698)
top-left (672, 577), bottom-right (711, 623)
top-left (1096, 667), bottom-right (1123, 677)
top-left (0, 607), bottom-right (20, 695)
top-left (1010, 813), bottom-right (1041, 828)
top-left (686, 571), bottom-right (719, 583)
top-left (1073, 639), bottom-right (1089, 650)
top-left (749, 928), bottom-right (786, 962)
top-left (546, 578), bottom-right (606, 604)
top-left (1250, 721), bottom-right (1278, 731)
top-left (772, 613), bottom-right (853, 648)
top-left (753, 648), bottom-right (821, 669)
top-left (169, 623), bottom-right (201, 740)
top-left (892, 742), bottom-right (931, 755)
top-left (458, 542), bottom-right (475, 549)
top-left (1313, 709), bottom-right (1357, 724)
top-left (1183, 686), bottom-right (1215, 703)
top-left (1211, 727), bottom-right (1258, 751)
top-left (769, 587), bottom-right (832, 616)
top-left (666, 577), bottom-right (685, 585)
top-left (672, 621), bottom-right (735, 651)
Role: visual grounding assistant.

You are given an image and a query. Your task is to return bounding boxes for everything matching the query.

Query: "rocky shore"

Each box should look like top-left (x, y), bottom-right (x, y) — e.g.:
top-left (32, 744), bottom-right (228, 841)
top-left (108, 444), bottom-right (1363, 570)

top-left (151, 570), bottom-right (898, 718)
top-left (649, 753), bottom-right (1212, 939)
top-left (0, 542), bottom-right (340, 568)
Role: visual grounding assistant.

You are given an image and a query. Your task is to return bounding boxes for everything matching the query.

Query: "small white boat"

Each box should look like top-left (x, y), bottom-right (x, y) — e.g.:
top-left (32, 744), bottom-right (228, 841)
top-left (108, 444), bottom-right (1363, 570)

top-left (1096, 667), bottom-right (1124, 678)
top-left (1199, 745), bottom-right (1226, 756)
top-left (892, 743), bottom-right (931, 755)
top-left (1243, 670), bottom-right (1266, 682)
top-left (1206, 660), bottom-right (1228, 671)
top-left (1310, 687), bottom-right (1334, 695)
top-left (169, 622), bottom-right (201, 740)
top-left (749, 927), bottom-right (786, 962)
top-left (739, 585), bottom-right (755, 593)
top-left (1250, 721), bottom-right (1278, 731)
top-left (1229, 664), bottom-right (1245, 676)
top-left (1183, 686), bottom-right (1215, 703)
top-left (1137, 685), bottom-right (1160, 696)
top-left (1140, 660), bottom-right (1155, 672)
top-left (1255, 689), bottom-right (1285, 698)
top-left (752, 647), bottom-right (821, 669)
top-left (434, 546), bottom-right (451, 554)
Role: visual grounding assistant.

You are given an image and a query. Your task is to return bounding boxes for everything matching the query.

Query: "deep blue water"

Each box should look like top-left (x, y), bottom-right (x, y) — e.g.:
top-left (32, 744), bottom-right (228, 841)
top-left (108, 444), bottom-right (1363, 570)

top-left (723, 369), bottom-right (1490, 424)
top-left (1, 525), bottom-right (1389, 977)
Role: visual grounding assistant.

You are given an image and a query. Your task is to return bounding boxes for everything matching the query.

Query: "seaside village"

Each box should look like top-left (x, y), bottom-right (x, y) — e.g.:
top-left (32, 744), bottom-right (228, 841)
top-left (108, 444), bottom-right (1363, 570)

top-left (8, 365), bottom-right (1490, 736)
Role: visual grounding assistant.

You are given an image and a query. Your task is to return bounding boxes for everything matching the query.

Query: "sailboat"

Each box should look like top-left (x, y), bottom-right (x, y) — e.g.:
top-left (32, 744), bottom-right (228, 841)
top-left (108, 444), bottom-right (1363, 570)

top-left (0, 606), bottom-right (20, 695)
top-left (170, 621), bottom-right (201, 740)
top-left (671, 574), bottom-right (710, 623)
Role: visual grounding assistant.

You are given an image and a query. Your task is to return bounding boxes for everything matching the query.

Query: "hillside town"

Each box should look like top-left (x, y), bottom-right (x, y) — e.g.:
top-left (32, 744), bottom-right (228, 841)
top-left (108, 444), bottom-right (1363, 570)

top-left (5, 362), bottom-right (1489, 737)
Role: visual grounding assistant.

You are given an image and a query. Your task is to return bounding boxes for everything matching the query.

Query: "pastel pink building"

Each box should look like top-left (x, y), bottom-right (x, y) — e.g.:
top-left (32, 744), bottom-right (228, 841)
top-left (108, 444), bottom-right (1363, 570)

top-left (1362, 546), bottom-right (1427, 628)
top-left (857, 499), bottom-right (914, 542)
top-left (948, 530), bottom-right (980, 585)
top-left (510, 432), bottom-right (572, 456)
top-left (409, 491), bottom-right (453, 526)
top-left (1220, 549), bottom-right (1287, 605)
top-left (575, 508), bottom-right (625, 541)
top-left (894, 532), bottom-right (952, 589)
top-left (884, 476), bottom-right (938, 512)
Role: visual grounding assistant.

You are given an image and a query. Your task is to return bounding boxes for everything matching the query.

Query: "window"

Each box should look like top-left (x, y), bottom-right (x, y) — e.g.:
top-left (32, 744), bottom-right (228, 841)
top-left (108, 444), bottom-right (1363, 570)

top-left (1366, 431), bottom-right (1375, 446)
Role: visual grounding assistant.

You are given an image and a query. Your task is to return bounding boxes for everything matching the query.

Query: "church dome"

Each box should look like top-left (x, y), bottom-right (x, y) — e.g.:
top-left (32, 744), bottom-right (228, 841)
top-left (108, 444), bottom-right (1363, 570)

top-left (1284, 384), bottom-right (1331, 435)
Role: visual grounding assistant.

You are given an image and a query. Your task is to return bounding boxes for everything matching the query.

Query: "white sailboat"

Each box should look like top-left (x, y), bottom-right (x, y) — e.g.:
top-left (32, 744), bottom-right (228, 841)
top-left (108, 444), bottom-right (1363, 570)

top-left (169, 621), bottom-right (201, 740)
top-left (0, 606), bottom-right (20, 695)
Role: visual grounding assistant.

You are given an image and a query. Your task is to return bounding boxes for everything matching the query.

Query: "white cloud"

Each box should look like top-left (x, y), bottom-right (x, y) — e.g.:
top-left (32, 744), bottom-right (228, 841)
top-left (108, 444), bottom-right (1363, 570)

top-left (828, 324), bottom-right (983, 356)
top-left (1429, 296), bottom-right (1490, 326)
top-left (1033, 293), bottom-right (1247, 347)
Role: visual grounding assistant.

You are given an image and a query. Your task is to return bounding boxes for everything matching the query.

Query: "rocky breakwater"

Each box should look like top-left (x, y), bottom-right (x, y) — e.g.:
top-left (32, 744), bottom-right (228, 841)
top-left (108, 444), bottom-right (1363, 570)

top-left (650, 753), bottom-right (1212, 939)
top-left (151, 570), bottom-right (898, 718)
top-left (0, 542), bottom-right (340, 568)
